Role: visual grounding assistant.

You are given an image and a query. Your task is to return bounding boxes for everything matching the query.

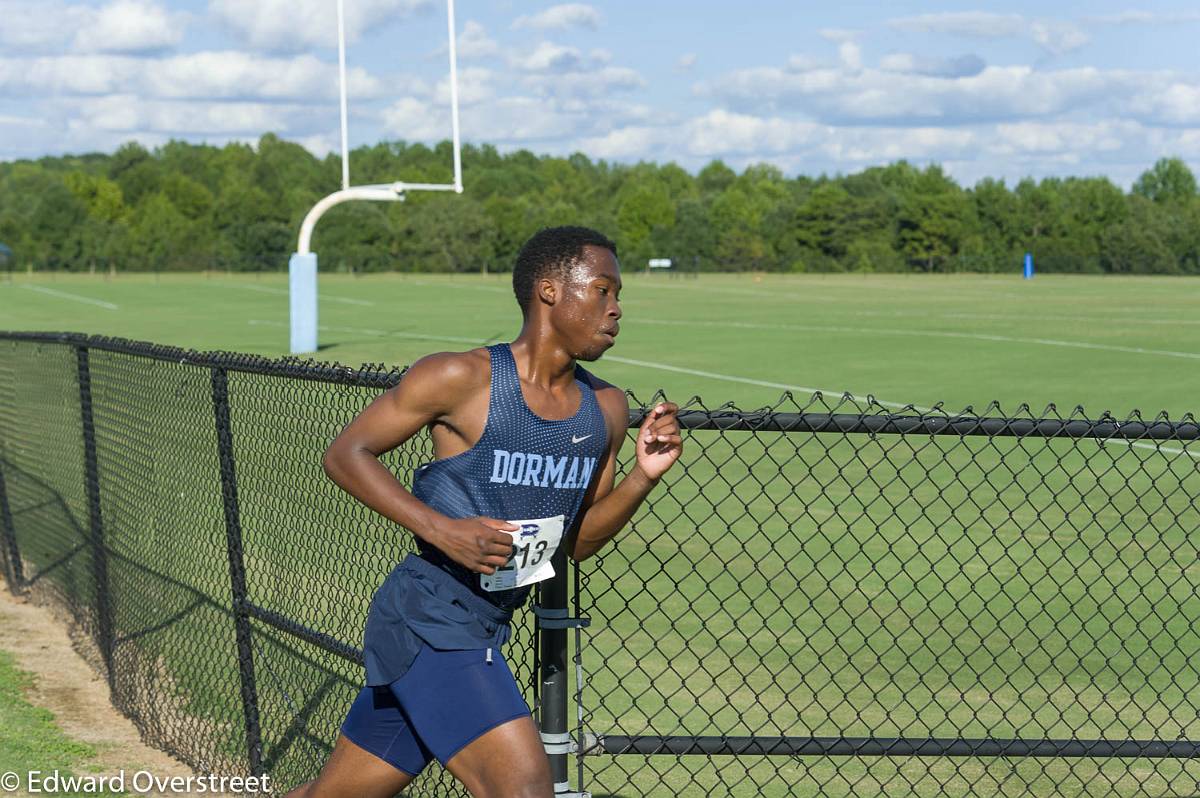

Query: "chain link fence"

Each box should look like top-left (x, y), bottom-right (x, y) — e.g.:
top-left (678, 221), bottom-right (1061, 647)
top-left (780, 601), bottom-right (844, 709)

top-left (2, 331), bottom-right (1199, 798)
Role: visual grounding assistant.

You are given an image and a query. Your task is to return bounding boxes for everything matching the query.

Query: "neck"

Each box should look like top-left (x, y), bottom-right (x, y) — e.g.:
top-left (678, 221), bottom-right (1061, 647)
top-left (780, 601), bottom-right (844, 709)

top-left (510, 321), bottom-right (576, 389)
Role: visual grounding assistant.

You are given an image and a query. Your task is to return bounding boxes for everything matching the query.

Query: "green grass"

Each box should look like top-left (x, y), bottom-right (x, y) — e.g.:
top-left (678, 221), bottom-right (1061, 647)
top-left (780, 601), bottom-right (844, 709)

top-left (2, 270), bottom-right (1200, 797)
top-left (1, 270), bottom-right (1198, 416)
top-left (0, 648), bottom-right (112, 796)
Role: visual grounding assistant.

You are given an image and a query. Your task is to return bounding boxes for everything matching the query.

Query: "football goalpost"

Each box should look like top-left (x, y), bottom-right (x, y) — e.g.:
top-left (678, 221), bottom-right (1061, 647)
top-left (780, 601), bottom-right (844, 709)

top-left (288, 0), bottom-right (463, 354)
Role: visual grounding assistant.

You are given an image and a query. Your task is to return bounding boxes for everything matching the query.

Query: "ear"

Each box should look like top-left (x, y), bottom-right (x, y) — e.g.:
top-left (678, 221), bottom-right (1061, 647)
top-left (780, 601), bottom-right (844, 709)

top-left (536, 276), bottom-right (557, 307)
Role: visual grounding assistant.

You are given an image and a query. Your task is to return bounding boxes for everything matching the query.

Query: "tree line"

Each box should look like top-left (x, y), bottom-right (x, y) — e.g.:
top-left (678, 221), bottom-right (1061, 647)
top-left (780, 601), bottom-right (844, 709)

top-left (2, 134), bottom-right (1198, 275)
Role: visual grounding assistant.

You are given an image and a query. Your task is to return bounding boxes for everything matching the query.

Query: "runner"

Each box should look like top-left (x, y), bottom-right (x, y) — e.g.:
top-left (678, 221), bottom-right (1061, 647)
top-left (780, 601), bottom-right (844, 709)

top-left (286, 226), bottom-right (682, 798)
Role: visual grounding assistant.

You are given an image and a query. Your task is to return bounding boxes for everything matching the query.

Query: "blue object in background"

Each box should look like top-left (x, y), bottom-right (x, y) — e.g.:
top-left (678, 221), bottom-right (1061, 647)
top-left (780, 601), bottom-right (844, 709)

top-left (1023, 252), bottom-right (1034, 280)
top-left (289, 252), bottom-right (318, 354)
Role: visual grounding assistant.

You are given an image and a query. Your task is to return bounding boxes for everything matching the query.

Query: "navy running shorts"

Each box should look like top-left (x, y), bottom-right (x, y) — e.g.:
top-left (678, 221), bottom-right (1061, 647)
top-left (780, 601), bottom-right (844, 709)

top-left (340, 642), bottom-right (530, 776)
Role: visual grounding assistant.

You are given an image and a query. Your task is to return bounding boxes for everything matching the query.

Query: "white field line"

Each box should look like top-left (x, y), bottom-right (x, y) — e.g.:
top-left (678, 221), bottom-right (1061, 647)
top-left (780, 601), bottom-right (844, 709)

top-left (404, 279), bottom-right (510, 294)
top-left (247, 319), bottom-right (485, 346)
top-left (633, 318), bottom-right (1200, 361)
top-left (247, 320), bottom-right (1199, 459)
top-left (20, 284), bottom-right (118, 309)
top-left (628, 278), bottom-right (1200, 319)
top-left (625, 279), bottom-right (1028, 302)
top-left (247, 319), bottom-right (929, 411)
top-left (602, 354), bottom-right (931, 412)
top-left (228, 283), bottom-right (374, 306)
top-left (855, 309), bottom-right (1200, 327)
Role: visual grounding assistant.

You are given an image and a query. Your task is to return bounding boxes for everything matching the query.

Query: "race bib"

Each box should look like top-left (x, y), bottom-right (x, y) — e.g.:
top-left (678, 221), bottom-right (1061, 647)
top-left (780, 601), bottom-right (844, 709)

top-left (480, 514), bottom-right (565, 592)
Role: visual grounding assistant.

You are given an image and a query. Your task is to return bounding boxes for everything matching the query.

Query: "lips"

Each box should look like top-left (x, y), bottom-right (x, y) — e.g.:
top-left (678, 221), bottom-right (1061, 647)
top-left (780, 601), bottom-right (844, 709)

top-left (599, 327), bottom-right (619, 340)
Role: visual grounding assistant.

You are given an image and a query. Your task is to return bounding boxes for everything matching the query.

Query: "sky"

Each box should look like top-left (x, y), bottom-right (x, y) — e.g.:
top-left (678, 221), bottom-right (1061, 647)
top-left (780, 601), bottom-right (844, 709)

top-left (2, 0), bottom-right (1200, 187)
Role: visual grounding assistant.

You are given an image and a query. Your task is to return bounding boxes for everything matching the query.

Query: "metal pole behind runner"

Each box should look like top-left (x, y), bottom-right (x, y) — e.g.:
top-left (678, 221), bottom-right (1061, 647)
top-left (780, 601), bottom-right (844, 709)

top-left (211, 366), bottom-right (265, 777)
top-left (539, 549), bottom-right (573, 795)
top-left (77, 345), bottom-right (114, 692)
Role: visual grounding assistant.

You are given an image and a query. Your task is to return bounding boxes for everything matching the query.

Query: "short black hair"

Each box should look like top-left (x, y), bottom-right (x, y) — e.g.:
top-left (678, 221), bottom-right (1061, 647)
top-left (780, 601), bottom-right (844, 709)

top-left (512, 226), bottom-right (617, 316)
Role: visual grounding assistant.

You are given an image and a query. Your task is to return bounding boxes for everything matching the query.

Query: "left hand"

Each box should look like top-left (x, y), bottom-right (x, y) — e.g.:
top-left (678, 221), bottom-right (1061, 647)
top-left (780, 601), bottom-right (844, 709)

top-left (635, 402), bottom-right (682, 482)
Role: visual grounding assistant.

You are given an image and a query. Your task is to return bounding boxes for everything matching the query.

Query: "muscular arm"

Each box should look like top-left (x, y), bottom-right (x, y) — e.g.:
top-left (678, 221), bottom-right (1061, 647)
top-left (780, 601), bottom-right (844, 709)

top-left (322, 350), bottom-right (515, 574)
top-left (568, 389), bottom-right (681, 562)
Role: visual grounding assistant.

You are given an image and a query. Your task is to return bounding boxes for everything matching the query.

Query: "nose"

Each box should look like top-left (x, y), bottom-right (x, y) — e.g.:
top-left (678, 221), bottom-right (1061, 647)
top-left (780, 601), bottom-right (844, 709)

top-left (609, 297), bottom-right (622, 319)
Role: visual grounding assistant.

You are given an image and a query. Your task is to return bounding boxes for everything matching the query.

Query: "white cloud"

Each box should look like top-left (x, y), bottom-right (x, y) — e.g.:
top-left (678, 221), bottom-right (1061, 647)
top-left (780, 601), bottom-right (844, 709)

top-left (295, 132), bottom-right (339, 157)
top-left (989, 121), bottom-right (1131, 156)
top-left (512, 4), bottom-right (602, 31)
top-left (0, 113), bottom-right (47, 128)
top-left (0, 1), bottom-right (91, 52)
top-left (818, 28), bottom-right (861, 43)
top-left (457, 20), bottom-right (501, 60)
top-left (0, 52), bottom-right (385, 101)
top-left (1085, 11), bottom-right (1200, 25)
top-left (889, 12), bottom-right (1026, 38)
top-left (511, 42), bottom-right (585, 73)
top-left (685, 109), bottom-right (822, 156)
top-left (387, 94), bottom-right (574, 142)
top-left (576, 110), bottom-right (978, 165)
top-left (381, 96), bottom-right (448, 140)
top-left (432, 67), bottom-right (493, 106)
top-left (1173, 130), bottom-right (1200, 157)
top-left (880, 53), bottom-right (986, 79)
top-left (1029, 21), bottom-right (1090, 56)
top-left (702, 62), bottom-right (1132, 125)
top-left (1125, 81), bottom-right (1200, 126)
top-left (72, 94), bottom-right (296, 133)
top-left (74, 0), bottom-right (183, 54)
top-left (382, 85), bottom-right (653, 146)
top-left (838, 41), bottom-right (862, 71)
top-left (676, 53), bottom-right (697, 72)
top-left (523, 66), bottom-right (644, 99)
top-left (148, 52), bottom-right (386, 101)
top-left (1, 0), bottom-right (183, 55)
top-left (209, 0), bottom-right (432, 51)
top-left (888, 12), bottom-right (1088, 55)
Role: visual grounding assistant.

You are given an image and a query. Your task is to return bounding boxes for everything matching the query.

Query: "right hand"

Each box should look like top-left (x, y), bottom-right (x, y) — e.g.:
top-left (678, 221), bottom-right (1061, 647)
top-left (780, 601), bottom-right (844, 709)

top-left (425, 516), bottom-right (519, 574)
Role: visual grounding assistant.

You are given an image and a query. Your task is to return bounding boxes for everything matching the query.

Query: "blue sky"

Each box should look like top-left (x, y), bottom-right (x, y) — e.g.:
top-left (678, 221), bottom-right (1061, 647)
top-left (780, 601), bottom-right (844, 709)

top-left (3, 0), bottom-right (1200, 186)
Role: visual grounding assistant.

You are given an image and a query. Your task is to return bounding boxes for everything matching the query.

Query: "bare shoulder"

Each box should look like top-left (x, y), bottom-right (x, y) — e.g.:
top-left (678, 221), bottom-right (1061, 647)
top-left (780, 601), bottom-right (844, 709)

top-left (394, 347), bottom-right (490, 408)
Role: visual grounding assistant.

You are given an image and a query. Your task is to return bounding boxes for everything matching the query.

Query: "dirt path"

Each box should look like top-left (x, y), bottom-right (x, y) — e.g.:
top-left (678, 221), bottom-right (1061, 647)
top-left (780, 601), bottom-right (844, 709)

top-left (0, 589), bottom-right (250, 797)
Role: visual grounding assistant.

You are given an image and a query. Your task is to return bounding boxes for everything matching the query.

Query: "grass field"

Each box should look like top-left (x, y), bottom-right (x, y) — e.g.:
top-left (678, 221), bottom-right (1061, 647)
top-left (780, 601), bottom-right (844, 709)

top-left (0, 648), bottom-right (103, 796)
top-left (3, 270), bottom-right (1200, 798)
top-left (1, 270), bottom-right (1198, 417)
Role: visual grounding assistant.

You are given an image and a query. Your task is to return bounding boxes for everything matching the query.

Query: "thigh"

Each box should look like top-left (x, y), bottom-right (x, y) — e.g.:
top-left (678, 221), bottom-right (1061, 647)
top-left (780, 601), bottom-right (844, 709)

top-left (300, 734), bottom-right (415, 798)
top-left (320, 684), bottom-right (433, 790)
top-left (390, 645), bottom-right (545, 795)
top-left (444, 714), bottom-right (552, 798)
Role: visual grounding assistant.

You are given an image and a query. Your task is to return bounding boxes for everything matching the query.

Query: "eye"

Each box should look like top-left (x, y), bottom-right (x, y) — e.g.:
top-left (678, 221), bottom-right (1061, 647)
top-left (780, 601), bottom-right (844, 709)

top-left (597, 286), bottom-right (608, 295)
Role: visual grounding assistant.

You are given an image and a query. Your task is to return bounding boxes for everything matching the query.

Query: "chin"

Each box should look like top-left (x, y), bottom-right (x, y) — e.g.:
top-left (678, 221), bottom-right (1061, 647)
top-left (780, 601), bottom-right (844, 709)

top-left (575, 343), bottom-right (611, 362)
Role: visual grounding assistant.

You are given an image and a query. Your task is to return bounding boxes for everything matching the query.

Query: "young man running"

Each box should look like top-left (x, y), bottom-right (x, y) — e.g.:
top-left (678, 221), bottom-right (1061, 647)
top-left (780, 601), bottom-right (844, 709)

top-left (286, 226), bottom-right (682, 798)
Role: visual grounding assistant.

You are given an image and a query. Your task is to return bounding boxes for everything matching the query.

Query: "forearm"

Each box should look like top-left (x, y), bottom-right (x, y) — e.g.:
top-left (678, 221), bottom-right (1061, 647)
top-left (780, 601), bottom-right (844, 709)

top-left (572, 465), bottom-right (660, 561)
top-left (323, 445), bottom-right (445, 542)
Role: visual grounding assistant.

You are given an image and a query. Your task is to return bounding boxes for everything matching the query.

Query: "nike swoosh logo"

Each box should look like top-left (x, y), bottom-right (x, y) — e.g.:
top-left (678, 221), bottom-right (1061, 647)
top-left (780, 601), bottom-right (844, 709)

top-left (571, 434), bottom-right (592, 444)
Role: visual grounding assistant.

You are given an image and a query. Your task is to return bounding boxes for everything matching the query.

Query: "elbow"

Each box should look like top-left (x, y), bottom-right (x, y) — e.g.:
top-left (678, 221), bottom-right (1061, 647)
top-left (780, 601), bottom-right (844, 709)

top-left (321, 441), bottom-right (347, 481)
top-left (568, 543), bottom-right (597, 563)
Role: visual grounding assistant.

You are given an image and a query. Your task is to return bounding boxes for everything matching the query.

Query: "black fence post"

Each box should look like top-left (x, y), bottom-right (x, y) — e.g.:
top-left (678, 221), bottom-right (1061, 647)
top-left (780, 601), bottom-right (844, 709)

top-left (76, 345), bottom-right (114, 691)
top-left (0, 457), bottom-right (23, 594)
top-left (538, 549), bottom-right (575, 796)
top-left (211, 366), bottom-right (264, 778)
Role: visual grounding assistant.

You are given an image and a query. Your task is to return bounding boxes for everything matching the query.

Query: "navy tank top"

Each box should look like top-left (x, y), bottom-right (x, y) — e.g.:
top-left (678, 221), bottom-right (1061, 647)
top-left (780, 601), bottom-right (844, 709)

top-left (412, 343), bottom-right (609, 609)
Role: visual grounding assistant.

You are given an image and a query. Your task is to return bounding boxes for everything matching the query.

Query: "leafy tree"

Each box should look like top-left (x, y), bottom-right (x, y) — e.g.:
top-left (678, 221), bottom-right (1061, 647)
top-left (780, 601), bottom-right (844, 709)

top-left (898, 166), bottom-right (970, 271)
top-left (3, 137), bottom-right (1198, 276)
top-left (1133, 157), bottom-right (1197, 204)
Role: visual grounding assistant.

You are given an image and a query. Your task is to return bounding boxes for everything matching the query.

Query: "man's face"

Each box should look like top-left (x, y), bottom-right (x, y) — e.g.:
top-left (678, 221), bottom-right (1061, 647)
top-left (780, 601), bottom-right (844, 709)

top-left (548, 245), bottom-right (623, 362)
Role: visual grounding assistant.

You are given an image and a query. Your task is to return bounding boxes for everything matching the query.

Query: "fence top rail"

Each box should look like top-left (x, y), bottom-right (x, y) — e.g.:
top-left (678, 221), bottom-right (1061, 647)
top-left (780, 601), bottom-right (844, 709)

top-left (0, 330), bottom-right (402, 388)
top-left (4, 330), bottom-right (1197, 440)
